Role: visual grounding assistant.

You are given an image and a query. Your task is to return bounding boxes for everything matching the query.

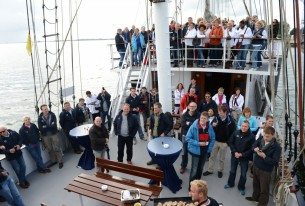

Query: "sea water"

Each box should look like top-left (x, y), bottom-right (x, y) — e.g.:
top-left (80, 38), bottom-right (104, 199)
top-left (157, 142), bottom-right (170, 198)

top-left (0, 40), bottom-right (119, 130)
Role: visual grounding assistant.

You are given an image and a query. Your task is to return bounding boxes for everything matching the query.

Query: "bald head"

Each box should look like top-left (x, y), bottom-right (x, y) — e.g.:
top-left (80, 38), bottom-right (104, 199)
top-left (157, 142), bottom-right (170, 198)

top-left (94, 117), bottom-right (102, 127)
top-left (0, 126), bottom-right (8, 137)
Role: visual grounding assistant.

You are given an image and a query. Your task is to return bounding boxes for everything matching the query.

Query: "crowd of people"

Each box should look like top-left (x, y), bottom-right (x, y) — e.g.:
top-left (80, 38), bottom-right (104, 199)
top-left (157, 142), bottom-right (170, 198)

top-left (1, 14), bottom-right (282, 206)
top-left (0, 77), bottom-right (281, 206)
top-left (115, 15), bottom-right (280, 70)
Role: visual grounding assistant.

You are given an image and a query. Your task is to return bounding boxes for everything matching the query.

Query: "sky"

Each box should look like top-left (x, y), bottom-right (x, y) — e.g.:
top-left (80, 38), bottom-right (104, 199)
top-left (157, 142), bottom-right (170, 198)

top-left (0, 0), bottom-right (303, 43)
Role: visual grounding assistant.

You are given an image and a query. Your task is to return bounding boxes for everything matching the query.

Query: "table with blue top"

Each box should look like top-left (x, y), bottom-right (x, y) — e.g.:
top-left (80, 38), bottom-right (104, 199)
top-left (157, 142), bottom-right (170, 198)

top-left (147, 136), bottom-right (182, 193)
top-left (69, 124), bottom-right (95, 170)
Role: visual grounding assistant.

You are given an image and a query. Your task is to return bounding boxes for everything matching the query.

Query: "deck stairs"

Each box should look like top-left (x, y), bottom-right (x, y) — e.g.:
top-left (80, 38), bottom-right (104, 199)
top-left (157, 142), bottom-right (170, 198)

top-left (109, 44), bottom-right (151, 134)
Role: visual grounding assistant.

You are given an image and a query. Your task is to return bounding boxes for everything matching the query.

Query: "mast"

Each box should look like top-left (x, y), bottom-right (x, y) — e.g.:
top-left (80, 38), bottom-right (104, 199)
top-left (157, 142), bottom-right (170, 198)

top-left (151, 0), bottom-right (172, 113)
top-left (204, 0), bottom-right (215, 22)
top-left (242, 0), bottom-right (250, 16)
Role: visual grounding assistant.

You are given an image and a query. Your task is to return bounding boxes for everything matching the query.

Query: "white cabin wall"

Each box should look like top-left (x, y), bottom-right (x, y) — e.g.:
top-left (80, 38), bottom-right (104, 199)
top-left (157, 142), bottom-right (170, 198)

top-left (171, 71), bottom-right (192, 92)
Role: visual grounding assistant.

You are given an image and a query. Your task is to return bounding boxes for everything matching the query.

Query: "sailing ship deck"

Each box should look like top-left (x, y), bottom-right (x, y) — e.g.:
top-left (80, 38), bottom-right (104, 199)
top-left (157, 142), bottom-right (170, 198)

top-left (5, 134), bottom-right (275, 206)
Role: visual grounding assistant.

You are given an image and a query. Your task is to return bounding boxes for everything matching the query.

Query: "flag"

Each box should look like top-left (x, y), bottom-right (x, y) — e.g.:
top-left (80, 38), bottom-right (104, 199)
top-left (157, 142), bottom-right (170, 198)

top-left (26, 33), bottom-right (32, 55)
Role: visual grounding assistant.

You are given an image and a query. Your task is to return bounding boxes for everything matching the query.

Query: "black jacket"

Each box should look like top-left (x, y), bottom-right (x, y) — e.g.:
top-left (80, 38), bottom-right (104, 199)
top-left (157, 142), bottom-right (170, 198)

top-left (0, 130), bottom-right (23, 161)
top-left (38, 111), bottom-right (58, 136)
top-left (74, 103), bottom-right (87, 124)
top-left (170, 29), bottom-right (183, 48)
top-left (198, 100), bottom-right (218, 114)
top-left (252, 136), bottom-right (281, 172)
top-left (188, 83), bottom-right (201, 97)
top-left (113, 111), bottom-right (139, 137)
top-left (115, 33), bottom-right (126, 51)
top-left (139, 91), bottom-right (150, 114)
top-left (59, 109), bottom-right (76, 132)
top-left (19, 123), bottom-right (41, 145)
top-left (97, 91), bottom-right (111, 112)
top-left (180, 110), bottom-right (200, 135)
top-left (125, 95), bottom-right (141, 114)
top-left (89, 124), bottom-right (109, 151)
top-left (229, 129), bottom-right (255, 160)
top-left (212, 115), bottom-right (236, 143)
top-left (149, 113), bottom-right (172, 136)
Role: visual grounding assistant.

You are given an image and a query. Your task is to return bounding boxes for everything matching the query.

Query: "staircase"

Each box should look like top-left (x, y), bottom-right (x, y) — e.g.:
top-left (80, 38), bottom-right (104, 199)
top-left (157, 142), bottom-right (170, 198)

top-left (109, 44), bottom-right (151, 134)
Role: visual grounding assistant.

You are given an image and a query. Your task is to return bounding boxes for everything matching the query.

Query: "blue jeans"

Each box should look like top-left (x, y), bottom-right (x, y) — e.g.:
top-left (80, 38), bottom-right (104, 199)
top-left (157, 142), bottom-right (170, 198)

top-left (132, 49), bottom-right (142, 66)
top-left (9, 155), bottom-right (27, 184)
top-left (189, 147), bottom-right (208, 183)
top-left (235, 44), bottom-right (250, 69)
top-left (118, 49), bottom-right (126, 67)
top-left (251, 45), bottom-right (262, 68)
top-left (0, 176), bottom-right (25, 206)
top-left (227, 155), bottom-right (249, 190)
top-left (26, 142), bottom-right (46, 171)
top-left (197, 46), bottom-right (205, 66)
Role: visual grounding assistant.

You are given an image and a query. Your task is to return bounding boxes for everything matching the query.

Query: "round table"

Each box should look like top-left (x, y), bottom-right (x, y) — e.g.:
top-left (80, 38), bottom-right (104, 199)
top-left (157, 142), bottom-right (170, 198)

top-left (147, 137), bottom-right (183, 193)
top-left (69, 124), bottom-right (95, 170)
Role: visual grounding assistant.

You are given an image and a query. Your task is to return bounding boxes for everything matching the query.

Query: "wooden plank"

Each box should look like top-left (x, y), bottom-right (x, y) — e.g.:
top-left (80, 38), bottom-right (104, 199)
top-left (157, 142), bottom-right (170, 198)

top-left (65, 185), bottom-right (121, 206)
top-left (96, 158), bottom-right (164, 181)
top-left (95, 173), bottom-right (162, 197)
top-left (72, 178), bottom-right (151, 201)
top-left (79, 174), bottom-right (155, 196)
top-left (96, 162), bottom-right (163, 182)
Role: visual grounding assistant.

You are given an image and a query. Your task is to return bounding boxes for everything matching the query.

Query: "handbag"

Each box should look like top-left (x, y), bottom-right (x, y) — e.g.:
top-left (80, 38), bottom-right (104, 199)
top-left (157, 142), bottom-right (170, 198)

top-left (192, 35), bottom-right (201, 47)
top-left (235, 27), bottom-right (248, 49)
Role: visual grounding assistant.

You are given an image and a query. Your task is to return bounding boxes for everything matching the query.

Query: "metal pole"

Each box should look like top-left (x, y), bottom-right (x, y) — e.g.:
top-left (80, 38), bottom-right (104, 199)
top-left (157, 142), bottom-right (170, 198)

top-left (153, 0), bottom-right (172, 113)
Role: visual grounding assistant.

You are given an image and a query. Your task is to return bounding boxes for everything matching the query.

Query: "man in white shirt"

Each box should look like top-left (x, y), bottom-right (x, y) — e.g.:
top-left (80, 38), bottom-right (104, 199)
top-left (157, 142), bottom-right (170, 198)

top-left (223, 22), bottom-right (237, 68)
top-left (184, 22), bottom-right (197, 67)
top-left (85, 91), bottom-right (100, 121)
top-left (234, 20), bottom-right (253, 69)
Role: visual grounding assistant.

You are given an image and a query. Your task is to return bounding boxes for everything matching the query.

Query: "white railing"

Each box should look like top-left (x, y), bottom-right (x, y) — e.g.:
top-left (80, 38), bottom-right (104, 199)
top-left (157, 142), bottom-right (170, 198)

top-left (135, 44), bottom-right (151, 92)
top-left (108, 43), bottom-right (131, 119)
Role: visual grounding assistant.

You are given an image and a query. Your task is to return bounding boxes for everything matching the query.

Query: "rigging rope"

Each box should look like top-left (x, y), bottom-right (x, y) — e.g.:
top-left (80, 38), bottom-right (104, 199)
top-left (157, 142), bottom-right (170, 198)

top-left (75, 0), bottom-right (84, 97)
top-left (69, 0), bottom-right (76, 107)
top-left (60, 0), bottom-right (67, 102)
top-left (25, 0), bottom-right (39, 115)
top-left (37, 0), bottom-right (83, 103)
top-left (229, 0), bottom-right (237, 19)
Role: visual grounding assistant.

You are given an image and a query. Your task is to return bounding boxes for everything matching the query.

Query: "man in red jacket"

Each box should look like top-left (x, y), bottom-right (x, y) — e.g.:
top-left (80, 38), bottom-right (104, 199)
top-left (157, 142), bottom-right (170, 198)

top-left (180, 88), bottom-right (198, 113)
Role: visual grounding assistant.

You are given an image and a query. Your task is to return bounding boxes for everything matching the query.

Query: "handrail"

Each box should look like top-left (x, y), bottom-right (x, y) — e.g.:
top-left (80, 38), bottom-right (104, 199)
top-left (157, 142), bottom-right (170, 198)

top-left (135, 44), bottom-right (150, 92)
top-left (108, 43), bottom-right (131, 119)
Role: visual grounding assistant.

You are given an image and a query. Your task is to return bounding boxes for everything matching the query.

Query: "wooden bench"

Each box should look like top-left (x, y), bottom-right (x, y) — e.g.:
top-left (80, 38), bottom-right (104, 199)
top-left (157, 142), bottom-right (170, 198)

top-left (95, 157), bottom-right (164, 197)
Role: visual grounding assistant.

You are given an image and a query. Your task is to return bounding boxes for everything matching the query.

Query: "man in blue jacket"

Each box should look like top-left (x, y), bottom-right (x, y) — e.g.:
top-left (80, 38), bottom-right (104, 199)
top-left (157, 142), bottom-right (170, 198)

top-left (186, 111), bottom-right (215, 183)
top-left (38, 104), bottom-right (63, 169)
top-left (224, 120), bottom-right (255, 195)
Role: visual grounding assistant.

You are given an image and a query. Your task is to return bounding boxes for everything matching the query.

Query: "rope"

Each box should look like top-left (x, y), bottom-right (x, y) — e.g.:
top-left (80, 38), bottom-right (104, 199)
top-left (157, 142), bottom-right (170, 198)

top-left (37, 0), bottom-right (83, 103)
top-left (75, 0), bottom-right (84, 97)
top-left (25, 0), bottom-right (39, 115)
top-left (69, 0), bottom-right (76, 107)
top-left (254, 0), bottom-right (258, 16)
top-left (258, 0), bottom-right (262, 19)
top-left (229, 0), bottom-right (237, 19)
top-left (60, 0), bottom-right (67, 102)
top-left (195, 0), bottom-right (201, 20)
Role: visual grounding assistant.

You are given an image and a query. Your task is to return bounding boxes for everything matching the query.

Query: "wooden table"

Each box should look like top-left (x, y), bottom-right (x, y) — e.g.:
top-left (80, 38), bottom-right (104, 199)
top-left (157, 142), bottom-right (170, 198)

top-left (65, 173), bottom-right (153, 206)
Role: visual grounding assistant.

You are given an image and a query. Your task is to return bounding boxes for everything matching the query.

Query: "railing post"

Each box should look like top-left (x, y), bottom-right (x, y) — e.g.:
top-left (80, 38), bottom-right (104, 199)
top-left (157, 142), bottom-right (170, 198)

top-left (222, 39), bottom-right (227, 69)
top-left (110, 45), bottom-right (114, 70)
